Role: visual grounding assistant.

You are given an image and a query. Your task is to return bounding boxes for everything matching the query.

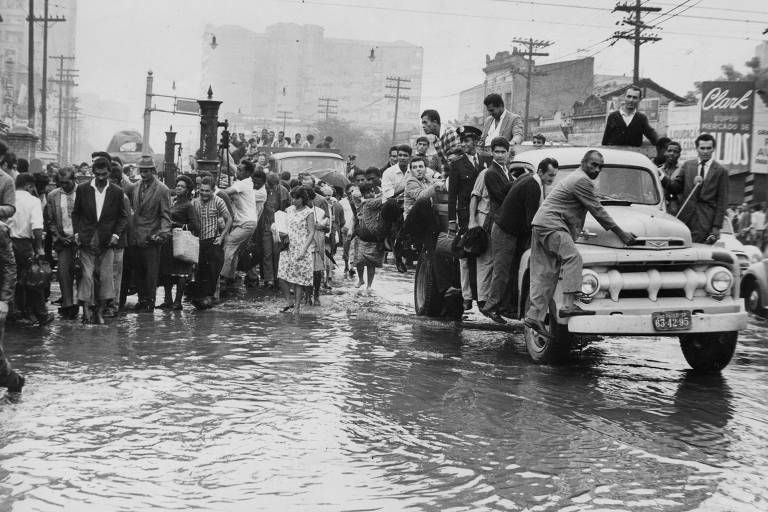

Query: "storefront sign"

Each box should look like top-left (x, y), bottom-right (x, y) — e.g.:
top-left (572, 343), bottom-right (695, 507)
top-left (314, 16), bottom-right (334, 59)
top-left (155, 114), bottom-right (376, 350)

top-left (700, 81), bottom-right (755, 174)
top-left (752, 94), bottom-right (768, 175)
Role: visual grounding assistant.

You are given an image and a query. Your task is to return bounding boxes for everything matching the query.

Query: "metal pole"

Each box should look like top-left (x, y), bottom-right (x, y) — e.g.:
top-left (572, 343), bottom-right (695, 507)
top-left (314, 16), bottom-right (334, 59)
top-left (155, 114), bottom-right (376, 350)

top-left (633, 0), bottom-right (640, 83)
top-left (392, 78), bottom-right (400, 143)
top-left (524, 41), bottom-right (533, 140)
top-left (142, 70), bottom-right (153, 153)
top-left (27, 0), bottom-right (35, 128)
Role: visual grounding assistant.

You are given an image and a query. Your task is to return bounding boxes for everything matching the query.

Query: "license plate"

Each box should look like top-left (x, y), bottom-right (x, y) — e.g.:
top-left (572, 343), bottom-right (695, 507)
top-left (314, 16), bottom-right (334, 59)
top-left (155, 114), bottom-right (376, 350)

top-left (652, 310), bottom-right (692, 332)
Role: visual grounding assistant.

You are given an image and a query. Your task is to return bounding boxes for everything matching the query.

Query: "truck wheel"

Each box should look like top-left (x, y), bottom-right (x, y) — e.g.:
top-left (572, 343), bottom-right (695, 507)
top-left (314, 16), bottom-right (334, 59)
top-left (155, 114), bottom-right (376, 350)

top-left (742, 279), bottom-right (763, 315)
top-left (679, 332), bottom-right (737, 373)
top-left (414, 254), bottom-right (441, 317)
top-left (524, 296), bottom-right (573, 364)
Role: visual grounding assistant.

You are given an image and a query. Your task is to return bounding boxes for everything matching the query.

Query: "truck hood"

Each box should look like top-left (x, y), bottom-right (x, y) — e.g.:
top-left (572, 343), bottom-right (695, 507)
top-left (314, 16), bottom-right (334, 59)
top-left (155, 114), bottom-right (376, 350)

top-left (580, 205), bottom-right (692, 249)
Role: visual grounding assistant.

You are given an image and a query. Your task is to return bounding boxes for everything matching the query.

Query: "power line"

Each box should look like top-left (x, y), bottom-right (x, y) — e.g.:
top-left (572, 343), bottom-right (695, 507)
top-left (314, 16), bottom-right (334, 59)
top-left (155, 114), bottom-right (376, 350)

top-left (510, 38), bottom-right (553, 139)
top-left (612, 0), bottom-right (662, 83)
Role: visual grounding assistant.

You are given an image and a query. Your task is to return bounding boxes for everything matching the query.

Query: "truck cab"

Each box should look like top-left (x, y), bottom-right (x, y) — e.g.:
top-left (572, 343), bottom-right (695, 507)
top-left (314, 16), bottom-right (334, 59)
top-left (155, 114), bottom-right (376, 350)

top-left (413, 147), bottom-right (747, 372)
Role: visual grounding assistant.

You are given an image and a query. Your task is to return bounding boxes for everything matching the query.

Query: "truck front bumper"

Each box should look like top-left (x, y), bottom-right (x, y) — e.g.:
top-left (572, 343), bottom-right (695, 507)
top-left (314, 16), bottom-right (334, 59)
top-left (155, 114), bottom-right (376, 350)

top-left (565, 298), bottom-right (748, 335)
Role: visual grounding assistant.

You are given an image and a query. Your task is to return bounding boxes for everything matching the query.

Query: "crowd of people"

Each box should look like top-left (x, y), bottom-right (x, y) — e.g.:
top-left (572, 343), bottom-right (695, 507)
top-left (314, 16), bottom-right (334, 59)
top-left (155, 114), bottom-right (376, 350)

top-left (0, 84), bottom-right (745, 392)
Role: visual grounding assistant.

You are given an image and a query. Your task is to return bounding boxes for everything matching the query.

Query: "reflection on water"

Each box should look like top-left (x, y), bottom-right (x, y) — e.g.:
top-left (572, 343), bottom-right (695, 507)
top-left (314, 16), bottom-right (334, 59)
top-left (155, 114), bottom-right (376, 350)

top-left (1, 307), bottom-right (767, 511)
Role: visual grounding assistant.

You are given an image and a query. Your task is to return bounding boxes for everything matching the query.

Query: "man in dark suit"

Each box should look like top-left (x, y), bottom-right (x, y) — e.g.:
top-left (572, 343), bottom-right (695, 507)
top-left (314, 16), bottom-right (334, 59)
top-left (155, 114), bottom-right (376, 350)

top-left (482, 157), bottom-right (559, 323)
top-left (660, 133), bottom-right (729, 243)
top-left (478, 94), bottom-right (523, 168)
top-left (72, 157), bottom-right (128, 323)
top-left (128, 155), bottom-right (171, 311)
top-left (602, 85), bottom-right (659, 147)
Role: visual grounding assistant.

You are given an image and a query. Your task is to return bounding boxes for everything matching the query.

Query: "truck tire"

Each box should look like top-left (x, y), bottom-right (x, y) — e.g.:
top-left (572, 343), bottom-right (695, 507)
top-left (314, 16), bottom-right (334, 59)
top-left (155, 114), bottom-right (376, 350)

top-left (524, 296), bottom-right (574, 364)
top-left (414, 254), bottom-right (442, 317)
top-left (679, 332), bottom-right (737, 373)
top-left (742, 278), bottom-right (763, 315)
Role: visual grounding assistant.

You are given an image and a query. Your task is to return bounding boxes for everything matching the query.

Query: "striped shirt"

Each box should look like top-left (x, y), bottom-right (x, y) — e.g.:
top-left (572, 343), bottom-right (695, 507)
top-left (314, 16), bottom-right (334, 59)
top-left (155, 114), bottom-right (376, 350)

top-left (193, 195), bottom-right (227, 241)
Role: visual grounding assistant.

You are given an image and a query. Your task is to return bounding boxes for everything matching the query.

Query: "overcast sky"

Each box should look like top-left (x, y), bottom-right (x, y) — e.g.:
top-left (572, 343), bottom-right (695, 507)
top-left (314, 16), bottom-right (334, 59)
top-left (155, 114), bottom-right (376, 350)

top-left (74, 0), bottom-right (768, 150)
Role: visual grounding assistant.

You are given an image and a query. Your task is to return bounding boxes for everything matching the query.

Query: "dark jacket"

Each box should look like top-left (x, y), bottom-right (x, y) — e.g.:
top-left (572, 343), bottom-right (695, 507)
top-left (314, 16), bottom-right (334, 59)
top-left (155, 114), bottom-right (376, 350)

top-left (601, 110), bottom-right (659, 147)
top-left (662, 159), bottom-right (730, 243)
top-left (447, 153), bottom-right (479, 228)
top-left (494, 174), bottom-right (543, 236)
top-left (128, 176), bottom-right (171, 247)
top-left (483, 161), bottom-right (513, 215)
top-left (71, 182), bottom-right (128, 249)
top-left (0, 222), bottom-right (16, 302)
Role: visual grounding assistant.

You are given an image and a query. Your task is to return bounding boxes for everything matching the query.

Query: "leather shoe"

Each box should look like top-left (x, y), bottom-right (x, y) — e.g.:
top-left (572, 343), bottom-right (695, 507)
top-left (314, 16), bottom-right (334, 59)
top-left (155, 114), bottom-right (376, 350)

top-left (463, 300), bottom-right (473, 311)
top-left (559, 305), bottom-right (595, 318)
top-left (524, 317), bottom-right (553, 340)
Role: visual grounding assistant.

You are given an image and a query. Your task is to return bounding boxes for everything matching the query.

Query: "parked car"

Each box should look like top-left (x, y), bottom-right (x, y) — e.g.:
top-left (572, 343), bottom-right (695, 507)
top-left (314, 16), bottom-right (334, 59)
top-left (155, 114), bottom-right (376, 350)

top-left (412, 147), bottom-right (748, 372)
top-left (715, 218), bottom-right (762, 273)
top-left (741, 258), bottom-right (768, 315)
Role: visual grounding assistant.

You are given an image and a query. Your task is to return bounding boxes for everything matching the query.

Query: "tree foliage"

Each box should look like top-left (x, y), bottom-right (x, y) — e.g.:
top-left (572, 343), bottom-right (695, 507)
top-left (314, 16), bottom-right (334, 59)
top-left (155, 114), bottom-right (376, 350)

top-left (685, 58), bottom-right (768, 106)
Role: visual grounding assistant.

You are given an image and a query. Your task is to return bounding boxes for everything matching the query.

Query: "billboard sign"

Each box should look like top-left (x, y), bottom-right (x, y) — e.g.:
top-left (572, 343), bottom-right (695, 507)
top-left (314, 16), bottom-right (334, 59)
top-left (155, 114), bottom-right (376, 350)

top-left (700, 81), bottom-right (754, 175)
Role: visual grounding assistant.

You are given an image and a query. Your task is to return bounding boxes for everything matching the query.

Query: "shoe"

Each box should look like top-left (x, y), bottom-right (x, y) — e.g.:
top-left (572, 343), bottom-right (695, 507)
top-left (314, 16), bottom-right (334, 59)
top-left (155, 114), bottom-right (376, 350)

top-left (463, 300), bottom-right (473, 311)
top-left (157, 302), bottom-right (173, 310)
top-left (524, 317), bottom-right (553, 340)
top-left (37, 313), bottom-right (55, 327)
top-left (488, 311), bottom-right (507, 324)
top-left (559, 305), bottom-right (596, 318)
top-left (499, 309), bottom-right (516, 320)
top-left (14, 317), bottom-right (35, 327)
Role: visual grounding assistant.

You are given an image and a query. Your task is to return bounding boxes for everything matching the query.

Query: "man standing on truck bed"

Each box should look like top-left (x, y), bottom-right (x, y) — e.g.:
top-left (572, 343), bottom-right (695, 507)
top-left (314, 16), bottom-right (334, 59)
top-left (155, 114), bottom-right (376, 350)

top-left (524, 150), bottom-right (636, 339)
top-left (602, 85), bottom-right (658, 147)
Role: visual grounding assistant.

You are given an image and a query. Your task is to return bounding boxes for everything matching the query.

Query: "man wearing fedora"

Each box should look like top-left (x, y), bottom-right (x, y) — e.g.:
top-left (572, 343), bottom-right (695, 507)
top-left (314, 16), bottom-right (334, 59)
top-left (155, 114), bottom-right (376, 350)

top-left (128, 155), bottom-right (171, 312)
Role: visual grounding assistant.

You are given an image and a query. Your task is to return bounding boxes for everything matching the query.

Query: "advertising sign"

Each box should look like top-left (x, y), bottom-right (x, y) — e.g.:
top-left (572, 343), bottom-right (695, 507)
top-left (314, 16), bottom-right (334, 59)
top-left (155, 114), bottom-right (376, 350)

top-left (700, 81), bottom-right (755, 175)
top-left (752, 94), bottom-right (768, 175)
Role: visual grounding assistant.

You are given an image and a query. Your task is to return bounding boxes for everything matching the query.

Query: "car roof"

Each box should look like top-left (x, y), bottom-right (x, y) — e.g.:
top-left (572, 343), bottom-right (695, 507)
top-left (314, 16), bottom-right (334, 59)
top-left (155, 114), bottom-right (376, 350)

top-left (511, 147), bottom-right (656, 168)
top-left (271, 151), bottom-right (343, 160)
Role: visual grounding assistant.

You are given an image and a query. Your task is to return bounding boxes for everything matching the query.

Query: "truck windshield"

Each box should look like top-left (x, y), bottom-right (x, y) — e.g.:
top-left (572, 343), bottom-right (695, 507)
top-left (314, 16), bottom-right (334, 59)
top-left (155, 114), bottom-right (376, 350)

top-left (554, 165), bottom-right (660, 205)
top-left (278, 156), bottom-right (345, 176)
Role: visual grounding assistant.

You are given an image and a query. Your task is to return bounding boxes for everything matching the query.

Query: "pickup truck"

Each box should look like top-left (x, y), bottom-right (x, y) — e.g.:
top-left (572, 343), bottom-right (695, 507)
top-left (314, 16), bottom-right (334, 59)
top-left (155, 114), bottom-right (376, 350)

top-left (412, 147), bottom-right (747, 372)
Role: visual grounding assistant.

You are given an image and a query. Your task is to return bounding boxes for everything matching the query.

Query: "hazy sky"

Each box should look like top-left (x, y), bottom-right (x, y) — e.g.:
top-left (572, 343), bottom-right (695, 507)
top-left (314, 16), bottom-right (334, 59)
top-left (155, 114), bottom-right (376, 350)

top-left (74, 0), bottom-right (768, 151)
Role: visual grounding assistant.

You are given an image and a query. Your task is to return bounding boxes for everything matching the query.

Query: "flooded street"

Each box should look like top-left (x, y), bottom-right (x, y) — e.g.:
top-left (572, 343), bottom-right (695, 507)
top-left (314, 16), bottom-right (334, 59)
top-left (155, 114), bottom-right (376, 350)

top-left (1, 265), bottom-right (767, 511)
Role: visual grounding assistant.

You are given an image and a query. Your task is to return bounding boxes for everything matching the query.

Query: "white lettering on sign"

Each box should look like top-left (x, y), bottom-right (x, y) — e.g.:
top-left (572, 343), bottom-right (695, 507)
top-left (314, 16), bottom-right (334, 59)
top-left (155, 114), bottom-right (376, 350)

top-left (714, 132), bottom-right (751, 165)
top-left (702, 88), bottom-right (753, 111)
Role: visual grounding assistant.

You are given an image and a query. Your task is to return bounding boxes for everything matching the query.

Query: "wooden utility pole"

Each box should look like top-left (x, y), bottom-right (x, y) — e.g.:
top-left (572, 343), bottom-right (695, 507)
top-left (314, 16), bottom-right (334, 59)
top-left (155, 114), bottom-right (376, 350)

top-left (277, 110), bottom-right (292, 132)
top-left (511, 38), bottom-right (552, 140)
top-left (27, 0), bottom-right (34, 127)
top-left (31, 0), bottom-right (66, 150)
top-left (49, 56), bottom-right (74, 159)
top-left (612, 0), bottom-right (661, 83)
top-left (317, 97), bottom-right (338, 120)
top-left (385, 76), bottom-right (410, 143)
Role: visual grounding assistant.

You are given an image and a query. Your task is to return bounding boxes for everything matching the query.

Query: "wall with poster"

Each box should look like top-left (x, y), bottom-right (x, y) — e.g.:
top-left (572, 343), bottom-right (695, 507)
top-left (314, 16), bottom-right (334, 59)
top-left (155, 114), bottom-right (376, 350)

top-left (752, 93), bottom-right (768, 175)
top-left (700, 81), bottom-right (754, 175)
top-left (667, 102), bottom-right (700, 161)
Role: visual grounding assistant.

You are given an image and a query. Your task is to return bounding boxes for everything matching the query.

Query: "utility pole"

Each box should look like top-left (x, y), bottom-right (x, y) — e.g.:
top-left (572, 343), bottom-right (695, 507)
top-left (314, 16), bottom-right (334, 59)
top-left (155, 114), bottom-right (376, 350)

top-left (49, 55), bottom-right (74, 159)
top-left (385, 76), bottom-right (410, 143)
top-left (50, 66), bottom-right (77, 162)
top-left (27, 0), bottom-right (34, 128)
top-left (31, 0), bottom-right (66, 150)
top-left (317, 97), bottom-right (338, 121)
top-left (276, 110), bottom-right (292, 131)
top-left (510, 38), bottom-right (552, 140)
top-left (143, 70), bottom-right (153, 154)
top-left (612, 0), bottom-right (661, 83)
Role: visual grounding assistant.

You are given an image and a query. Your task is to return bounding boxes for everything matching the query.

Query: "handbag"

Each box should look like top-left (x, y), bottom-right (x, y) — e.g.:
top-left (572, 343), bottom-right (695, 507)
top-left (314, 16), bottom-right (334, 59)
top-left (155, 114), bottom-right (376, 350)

top-left (21, 256), bottom-right (53, 289)
top-left (172, 226), bottom-right (199, 264)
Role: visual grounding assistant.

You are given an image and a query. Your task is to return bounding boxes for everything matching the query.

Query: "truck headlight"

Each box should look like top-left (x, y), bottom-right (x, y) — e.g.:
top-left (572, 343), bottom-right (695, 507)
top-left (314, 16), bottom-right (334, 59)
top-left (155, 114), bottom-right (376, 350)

top-left (705, 266), bottom-right (733, 295)
top-left (581, 270), bottom-right (600, 297)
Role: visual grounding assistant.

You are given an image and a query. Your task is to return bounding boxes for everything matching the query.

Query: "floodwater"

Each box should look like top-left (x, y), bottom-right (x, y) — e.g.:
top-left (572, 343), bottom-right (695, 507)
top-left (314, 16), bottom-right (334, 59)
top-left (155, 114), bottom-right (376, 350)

top-left (1, 269), bottom-right (767, 511)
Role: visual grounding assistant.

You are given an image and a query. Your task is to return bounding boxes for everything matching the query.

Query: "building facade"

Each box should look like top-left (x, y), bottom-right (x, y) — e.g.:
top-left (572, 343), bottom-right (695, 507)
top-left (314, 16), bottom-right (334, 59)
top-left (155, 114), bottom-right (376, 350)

top-left (458, 50), bottom-right (593, 136)
top-left (201, 23), bottom-right (423, 138)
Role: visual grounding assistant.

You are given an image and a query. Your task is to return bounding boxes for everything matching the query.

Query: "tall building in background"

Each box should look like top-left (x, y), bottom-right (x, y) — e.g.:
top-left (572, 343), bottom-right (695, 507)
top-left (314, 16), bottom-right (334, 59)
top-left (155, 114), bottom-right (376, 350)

top-left (0, 0), bottom-right (78, 155)
top-left (201, 23), bottom-right (423, 136)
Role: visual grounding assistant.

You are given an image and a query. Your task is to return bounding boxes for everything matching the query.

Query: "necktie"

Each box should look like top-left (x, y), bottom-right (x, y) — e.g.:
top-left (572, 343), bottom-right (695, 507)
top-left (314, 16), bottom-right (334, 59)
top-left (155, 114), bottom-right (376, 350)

top-left (699, 162), bottom-right (705, 179)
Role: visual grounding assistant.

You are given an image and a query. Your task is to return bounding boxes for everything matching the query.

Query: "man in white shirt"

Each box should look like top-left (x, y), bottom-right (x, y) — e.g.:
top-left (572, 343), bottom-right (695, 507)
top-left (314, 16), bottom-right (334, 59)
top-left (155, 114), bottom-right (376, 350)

top-left (271, 131), bottom-right (290, 148)
top-left (7, 173), bottom-right (51, 326)
top-left (477, 93), bottom-right (523, 168)
top-left (220, 160), bottom-right (267, 293)
top-left (381, 144), bottom-right (412, 199)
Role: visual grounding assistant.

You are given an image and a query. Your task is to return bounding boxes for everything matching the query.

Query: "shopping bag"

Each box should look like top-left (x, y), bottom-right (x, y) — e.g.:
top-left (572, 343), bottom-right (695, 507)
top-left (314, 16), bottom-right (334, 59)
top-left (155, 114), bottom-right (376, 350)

top-left (172, 227), bottom-right (199, 264)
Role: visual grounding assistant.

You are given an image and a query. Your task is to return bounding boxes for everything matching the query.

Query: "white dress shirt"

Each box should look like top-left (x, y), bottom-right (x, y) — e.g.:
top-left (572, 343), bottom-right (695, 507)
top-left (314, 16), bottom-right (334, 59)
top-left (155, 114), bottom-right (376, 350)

top-left (381, 164), bottom-right (410, 199)
top-left (8, 190), bottom-right (44, 239)
top-left (697, 158), bottom-right (714, 179)
top-left (91, 181), bottom-right (108, 221)
top-left (484, 110), bottom-right (508, 147)
top-left (620, 107), bottom-right (636, 127)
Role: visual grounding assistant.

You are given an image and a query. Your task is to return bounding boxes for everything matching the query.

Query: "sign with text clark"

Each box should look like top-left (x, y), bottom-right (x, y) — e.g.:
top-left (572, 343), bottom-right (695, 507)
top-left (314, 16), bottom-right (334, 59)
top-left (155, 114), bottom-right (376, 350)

top-left (700, 81), bottom-right (755, 175)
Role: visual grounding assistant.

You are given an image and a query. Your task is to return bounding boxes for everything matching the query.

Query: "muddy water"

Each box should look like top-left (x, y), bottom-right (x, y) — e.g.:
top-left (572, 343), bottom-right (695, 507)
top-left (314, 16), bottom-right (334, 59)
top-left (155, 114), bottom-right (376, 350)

top-left (1, 274), bottom-right (767, 511)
